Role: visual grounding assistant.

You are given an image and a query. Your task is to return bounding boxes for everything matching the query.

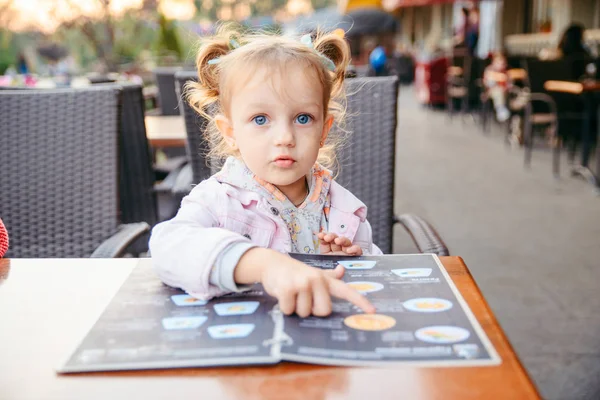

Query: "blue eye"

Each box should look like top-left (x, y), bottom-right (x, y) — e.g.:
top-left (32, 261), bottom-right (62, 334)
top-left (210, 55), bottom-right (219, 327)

top-left (295, 114), bottom-right (312, 125)
top-left (253, 115), bottom-right (268, 125)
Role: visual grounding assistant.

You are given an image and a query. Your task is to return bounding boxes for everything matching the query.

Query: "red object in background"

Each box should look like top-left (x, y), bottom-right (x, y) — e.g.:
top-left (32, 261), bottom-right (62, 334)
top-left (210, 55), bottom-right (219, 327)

top-left (415, 56), bottom-right (449, 106)
top-left (0, 218), bottom-right (8, 258)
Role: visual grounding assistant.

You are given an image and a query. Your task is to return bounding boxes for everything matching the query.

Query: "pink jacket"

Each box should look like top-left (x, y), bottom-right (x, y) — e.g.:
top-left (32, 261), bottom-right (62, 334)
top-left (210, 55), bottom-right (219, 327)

top-left (149, 177), bottom-right (382, 300)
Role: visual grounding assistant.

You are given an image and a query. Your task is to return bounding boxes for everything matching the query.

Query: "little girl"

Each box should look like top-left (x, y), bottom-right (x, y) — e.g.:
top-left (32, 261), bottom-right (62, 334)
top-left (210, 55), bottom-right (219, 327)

top-left (150, 27), bottom-right (380, 318)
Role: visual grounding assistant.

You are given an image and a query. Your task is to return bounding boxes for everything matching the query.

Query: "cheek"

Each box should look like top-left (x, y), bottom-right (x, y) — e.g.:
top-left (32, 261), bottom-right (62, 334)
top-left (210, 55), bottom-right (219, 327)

top-left (233, 127), bottom-right (261, 146)
top-left (298, 133), bottom-right (323, 157)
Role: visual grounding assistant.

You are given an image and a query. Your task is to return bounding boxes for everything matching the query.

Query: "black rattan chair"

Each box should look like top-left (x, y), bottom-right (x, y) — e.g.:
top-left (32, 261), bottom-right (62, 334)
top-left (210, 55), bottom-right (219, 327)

top-left (0, 87), bottom-right (149, 258)
top-left (115, 82), bottom-right (188, 224)
top-left (175, 71), bottom-right (214, 184)
top-left (118, 83), bottom-right (159, 226)
top-left (153, 67), bottom-right (183, 116)
top-left (333, 76), bottom-right (448, 255)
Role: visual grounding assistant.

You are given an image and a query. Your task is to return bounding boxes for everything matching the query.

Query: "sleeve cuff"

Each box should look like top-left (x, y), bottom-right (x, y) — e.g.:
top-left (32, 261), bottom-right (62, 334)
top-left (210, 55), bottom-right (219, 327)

top-left (209, 241), bottom-right (256, 292)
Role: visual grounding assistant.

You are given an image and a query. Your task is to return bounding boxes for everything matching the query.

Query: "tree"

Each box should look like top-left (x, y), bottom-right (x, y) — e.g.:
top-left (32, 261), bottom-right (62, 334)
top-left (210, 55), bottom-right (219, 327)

top-left (50, 0), bottom-right (158, 72)
top-left (0, 0), bottom-right (18, 74)
top-left (310, 0), bottom-right (337, 10)
top-left (156, 13), bottom-right (183, 61)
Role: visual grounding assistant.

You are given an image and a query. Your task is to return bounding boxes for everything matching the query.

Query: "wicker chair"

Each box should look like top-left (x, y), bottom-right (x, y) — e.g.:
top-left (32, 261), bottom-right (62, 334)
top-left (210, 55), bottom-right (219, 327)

top-left (333, 76), bottom-right (447, 255)
top-left (175, 73), bottom-right (448, 255)
top-left (175, 71), bottom-right (215, 184)
top-left (0, 87), bottom-right (149, 258)
top-left (153, 67), bottom-right (184, 116)
top-left (117, 83), bottom-right (159, 226)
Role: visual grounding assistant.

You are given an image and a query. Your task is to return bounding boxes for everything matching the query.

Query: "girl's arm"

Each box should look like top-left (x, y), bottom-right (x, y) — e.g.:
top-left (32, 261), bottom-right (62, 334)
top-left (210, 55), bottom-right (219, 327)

top-left (149, 180), bottom-right (255, 300)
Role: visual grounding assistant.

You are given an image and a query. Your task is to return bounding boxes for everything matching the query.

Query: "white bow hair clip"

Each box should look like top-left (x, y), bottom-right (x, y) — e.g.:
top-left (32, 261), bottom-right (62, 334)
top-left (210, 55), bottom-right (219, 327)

top-left (300, 34), bottom-right (336, 72)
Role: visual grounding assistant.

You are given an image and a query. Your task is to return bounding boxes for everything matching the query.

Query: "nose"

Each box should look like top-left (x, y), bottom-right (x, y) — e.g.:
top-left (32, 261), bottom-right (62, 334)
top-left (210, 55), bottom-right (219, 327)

top-left (273, 121), bottom-right (295, 147)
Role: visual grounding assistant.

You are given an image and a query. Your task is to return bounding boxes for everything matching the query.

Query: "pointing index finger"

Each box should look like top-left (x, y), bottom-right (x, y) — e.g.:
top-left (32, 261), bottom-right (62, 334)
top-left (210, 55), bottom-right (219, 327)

top-left (327, 278), bottom-right (376, 314)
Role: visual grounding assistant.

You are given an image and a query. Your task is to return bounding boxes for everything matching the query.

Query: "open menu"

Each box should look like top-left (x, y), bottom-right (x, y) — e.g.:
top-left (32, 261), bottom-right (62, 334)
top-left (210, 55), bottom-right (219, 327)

top-left (58, 254), bottom-right (501, 373)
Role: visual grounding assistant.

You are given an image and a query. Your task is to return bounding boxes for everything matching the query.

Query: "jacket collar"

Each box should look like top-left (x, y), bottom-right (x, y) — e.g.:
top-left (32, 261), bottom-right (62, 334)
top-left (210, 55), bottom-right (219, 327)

top-left (329, 180), bottom-right (367, 221)
top-left (213, 157), bottom-right (367, 220)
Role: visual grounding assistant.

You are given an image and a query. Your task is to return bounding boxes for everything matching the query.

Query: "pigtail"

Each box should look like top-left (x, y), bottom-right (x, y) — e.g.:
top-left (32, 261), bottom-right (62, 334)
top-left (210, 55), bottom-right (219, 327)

top-left (182, 25), bottom-right (245, 166)
top-left (184, 39), bottom-right (228, 120)
top-left (184, 24), bottom-right (243, 120)
top-left (313, 30), bottom-right (352, 176)
top-left (313, 30), bottom-right (350, 98)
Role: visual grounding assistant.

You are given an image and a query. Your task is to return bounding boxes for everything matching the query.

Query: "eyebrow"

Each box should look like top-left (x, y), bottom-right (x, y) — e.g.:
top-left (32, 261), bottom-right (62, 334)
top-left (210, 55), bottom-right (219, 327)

top-left (244, 101), bottom-right (322, 111)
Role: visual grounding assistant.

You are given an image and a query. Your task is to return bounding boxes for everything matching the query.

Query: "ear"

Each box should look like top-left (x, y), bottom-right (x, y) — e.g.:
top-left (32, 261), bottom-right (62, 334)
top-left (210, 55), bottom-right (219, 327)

top-left (320, 115), bottom-right (334, 147)
top-left (215, 114), bottom-right (236, 149)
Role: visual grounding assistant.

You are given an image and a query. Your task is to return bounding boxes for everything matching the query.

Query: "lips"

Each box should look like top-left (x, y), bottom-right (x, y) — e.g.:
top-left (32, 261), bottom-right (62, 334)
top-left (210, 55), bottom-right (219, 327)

top-left (274, 155), bottom-right (296, 168)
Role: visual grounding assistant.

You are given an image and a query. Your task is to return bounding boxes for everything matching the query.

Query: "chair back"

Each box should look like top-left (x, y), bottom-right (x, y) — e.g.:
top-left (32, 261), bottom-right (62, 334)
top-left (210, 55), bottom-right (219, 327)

top-left (524, 58), bottom-right (585, 113)
top-left (154, 67), bottom-right (183, 116)
top-left (333, 76), bottom-right (399, 253)
top-left (524, 59), bottom-right (574, 93)
top-left (507, 56), bottom-right (524, 70)
top-left (117, 83), bottom-right (158, 227)
top-left (0, 87), bottom-right (121, 257)
top-left (175, 71), bottom-right (214, 183)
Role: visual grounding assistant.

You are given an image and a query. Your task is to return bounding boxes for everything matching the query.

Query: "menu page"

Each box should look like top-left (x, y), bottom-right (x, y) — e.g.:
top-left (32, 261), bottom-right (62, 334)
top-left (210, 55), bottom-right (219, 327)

top-left (59, 262), bottom-right (279, 373)
top-left (281, 254), bottom-right (501, 367)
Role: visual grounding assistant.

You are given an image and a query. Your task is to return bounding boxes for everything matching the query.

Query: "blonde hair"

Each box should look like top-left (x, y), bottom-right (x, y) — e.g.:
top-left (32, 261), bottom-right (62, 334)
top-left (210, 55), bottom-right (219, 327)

top-left (184, 25), bottom-right (350, 171)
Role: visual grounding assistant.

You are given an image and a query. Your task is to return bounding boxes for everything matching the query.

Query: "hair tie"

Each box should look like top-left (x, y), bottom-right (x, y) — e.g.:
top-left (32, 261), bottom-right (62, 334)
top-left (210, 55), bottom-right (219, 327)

top-left (300, 34), bottom-right (336, 72)
top-left (207, 39), bottom-right (241, 65)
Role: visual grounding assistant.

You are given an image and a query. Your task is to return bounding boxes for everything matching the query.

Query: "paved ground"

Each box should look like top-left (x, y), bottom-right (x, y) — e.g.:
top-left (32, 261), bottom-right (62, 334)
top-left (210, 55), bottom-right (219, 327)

top-left (392, 86), bottom-right (600, 400)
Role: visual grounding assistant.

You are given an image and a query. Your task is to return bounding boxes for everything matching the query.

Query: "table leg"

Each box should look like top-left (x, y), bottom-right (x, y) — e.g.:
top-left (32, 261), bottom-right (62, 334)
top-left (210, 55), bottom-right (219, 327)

top-left (582, 92), bottom-right (593, 167)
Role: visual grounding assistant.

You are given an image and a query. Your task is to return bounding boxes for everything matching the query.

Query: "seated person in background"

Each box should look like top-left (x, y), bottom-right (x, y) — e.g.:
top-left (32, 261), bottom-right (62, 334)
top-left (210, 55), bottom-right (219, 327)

top-left (483, 52), bottom-right (510, 122)
top-left (558, 23), bottom-right (592, 80)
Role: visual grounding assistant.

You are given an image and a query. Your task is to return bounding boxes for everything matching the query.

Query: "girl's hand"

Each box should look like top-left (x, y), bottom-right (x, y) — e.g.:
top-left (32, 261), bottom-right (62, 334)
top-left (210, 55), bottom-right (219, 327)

top-left (318, 232), bottom-right (363, 256)
top-left (235, 248), bottom-right (375, 317)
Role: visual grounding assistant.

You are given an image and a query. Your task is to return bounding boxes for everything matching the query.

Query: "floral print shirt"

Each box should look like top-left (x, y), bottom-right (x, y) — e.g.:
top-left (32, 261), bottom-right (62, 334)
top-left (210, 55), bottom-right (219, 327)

top-left (216, 156), bottom-right (332, 254)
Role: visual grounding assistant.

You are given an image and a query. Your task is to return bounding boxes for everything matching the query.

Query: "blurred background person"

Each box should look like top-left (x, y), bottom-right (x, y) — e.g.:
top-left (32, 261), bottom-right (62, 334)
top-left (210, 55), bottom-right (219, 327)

top-left (16, 52), bottom-right (29, 75)
top-left (452, 6), bottom-right (479, 57)
top-left (558, 23), bottom-right (591, 59)
top-left (558, 23), bottom-right (592, 80)
top-left (483, 52), bottom-right (510, 122)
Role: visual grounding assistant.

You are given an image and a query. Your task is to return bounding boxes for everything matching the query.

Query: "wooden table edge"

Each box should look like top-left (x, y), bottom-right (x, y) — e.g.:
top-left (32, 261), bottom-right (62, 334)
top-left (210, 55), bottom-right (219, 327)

top-left (544, 80), bottom-right (584, 94)
top-left (440, 256), bottom-right (541, 399)
top-left (544, 79), bottom-right (600, 94)
top-left (147, 138), bottom-right (187, 148)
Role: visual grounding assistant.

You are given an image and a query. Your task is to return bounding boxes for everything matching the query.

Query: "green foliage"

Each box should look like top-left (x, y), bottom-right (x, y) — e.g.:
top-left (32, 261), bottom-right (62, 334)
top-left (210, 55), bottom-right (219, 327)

top-left (49, 13), bottom-right (159, 71)
top-left (251, 0), bottom-right (287, 16)
top-left (0, 30), bottom-right (17, 74)
top-left (113, 15), bottom-right (158, 65)
top-left (311, 0), bottom-right (337, 10)
top-left (156, 13), bottom-right (183, 61)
